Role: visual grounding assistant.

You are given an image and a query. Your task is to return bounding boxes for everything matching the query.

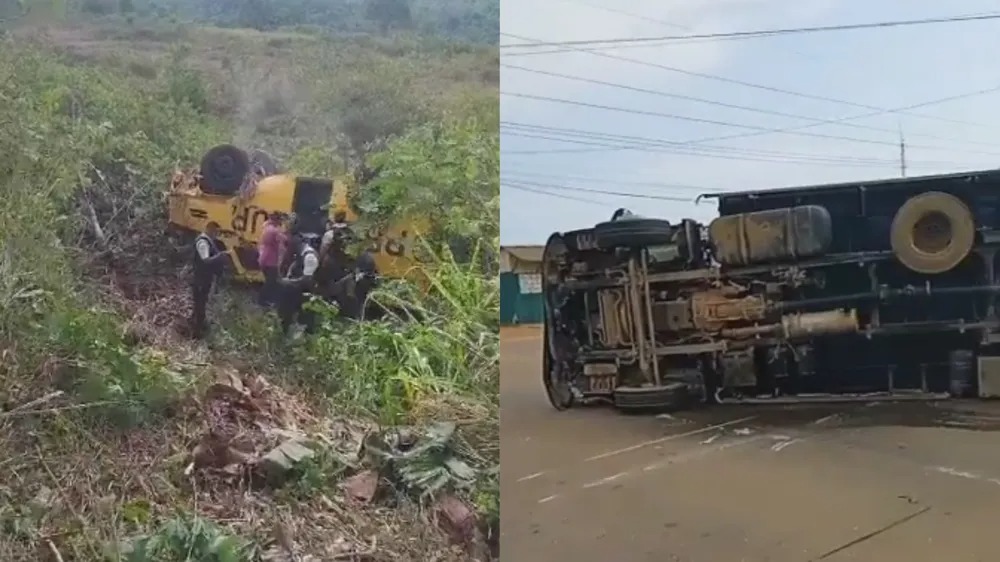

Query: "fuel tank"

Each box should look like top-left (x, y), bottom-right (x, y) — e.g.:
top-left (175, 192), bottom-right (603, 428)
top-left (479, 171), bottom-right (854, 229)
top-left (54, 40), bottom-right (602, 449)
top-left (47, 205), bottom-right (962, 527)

top-left (709, 205), bottom-right (833, 266)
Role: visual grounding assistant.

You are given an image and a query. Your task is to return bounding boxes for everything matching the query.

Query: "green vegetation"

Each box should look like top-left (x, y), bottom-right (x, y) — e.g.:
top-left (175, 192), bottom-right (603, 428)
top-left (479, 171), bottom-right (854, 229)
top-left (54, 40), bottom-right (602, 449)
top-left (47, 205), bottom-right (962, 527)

top-left (6, 0), bottom-right (499, 44)
top-left (0, 9), bottom-right (497, 561)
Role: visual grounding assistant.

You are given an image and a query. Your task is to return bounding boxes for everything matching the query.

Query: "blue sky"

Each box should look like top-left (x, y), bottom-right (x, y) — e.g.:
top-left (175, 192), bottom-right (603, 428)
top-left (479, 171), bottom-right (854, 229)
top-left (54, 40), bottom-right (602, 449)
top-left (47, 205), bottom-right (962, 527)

top-left (499, 0), bottom-right (1000, 244)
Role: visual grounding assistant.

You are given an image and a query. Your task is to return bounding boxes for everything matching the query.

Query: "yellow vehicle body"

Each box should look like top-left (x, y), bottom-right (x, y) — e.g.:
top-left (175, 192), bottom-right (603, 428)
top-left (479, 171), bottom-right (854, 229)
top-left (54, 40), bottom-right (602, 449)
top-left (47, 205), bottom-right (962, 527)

top-left (167, 171), bottom-right (425, 283)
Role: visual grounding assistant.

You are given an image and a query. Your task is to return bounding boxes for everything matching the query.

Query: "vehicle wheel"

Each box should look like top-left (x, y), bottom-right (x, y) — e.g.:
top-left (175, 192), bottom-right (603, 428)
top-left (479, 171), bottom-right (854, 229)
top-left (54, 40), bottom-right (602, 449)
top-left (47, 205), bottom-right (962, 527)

top-left (700, 353), bottom-right (721, 405)
top-left (614, 383), bottom-right (690, 412)
top-left (541, 233), bottom-right (575, 410)
top-left (542, 330), bottom-right (575, 410)
top-left (890, 191), bottom-right (974, 274)
top-left (948, 349), bottom-right (976, 398)
top-left (594, 217), bottom-right (673, 249)
top-left (199, 144), bottom-right (250, 196)
top-left (249, 148), bottom-right (280, 175)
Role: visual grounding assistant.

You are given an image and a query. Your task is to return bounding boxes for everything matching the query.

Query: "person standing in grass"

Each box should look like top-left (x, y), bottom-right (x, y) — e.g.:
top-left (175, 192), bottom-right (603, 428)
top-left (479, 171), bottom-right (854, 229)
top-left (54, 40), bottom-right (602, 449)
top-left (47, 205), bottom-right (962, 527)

top-left (279, 233), bottom-right (321, 336)
top-left (191, 221), bottom-right (227, 339)
top-left (258, 212), bottom-right (286, 308)
top-left (317, 209), bottom-right (355, 295)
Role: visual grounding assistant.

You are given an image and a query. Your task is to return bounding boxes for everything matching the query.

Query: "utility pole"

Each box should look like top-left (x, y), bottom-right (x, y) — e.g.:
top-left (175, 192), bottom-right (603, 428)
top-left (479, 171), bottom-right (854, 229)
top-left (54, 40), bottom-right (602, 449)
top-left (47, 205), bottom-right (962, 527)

top-left (898, 123), bottom-right (907, 177)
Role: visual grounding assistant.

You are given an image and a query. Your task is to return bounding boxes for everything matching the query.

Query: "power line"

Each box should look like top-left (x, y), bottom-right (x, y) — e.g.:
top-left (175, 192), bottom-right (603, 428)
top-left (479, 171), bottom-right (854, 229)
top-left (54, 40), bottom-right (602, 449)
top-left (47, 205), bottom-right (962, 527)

top-left (502, 170), bottom-right (716, 191)
top-left (501, 63), bottom-right (1000, 151)
top-left (534, 0), bottom-right (824, 60)
top-left (509, 33), bottom-right (761, 56)
top-left (502, 130), bottom-right (969, 169)
top-left (500, 12), bottom-right (1000, 49)
top-left (507, 178), bottom-right (702, 202)
top-left (500, 32), bottom-right (989, 130)
top-left (501, 91), bottom-right (1000, 156)
top-left (501, 122), bottom-right (982, 168)
top-left (504, 182), bottom-right (610, 206)
top-left (558, 0), bottom-right (687, 31)
top-left (502, 126), bottom-right (889, 164)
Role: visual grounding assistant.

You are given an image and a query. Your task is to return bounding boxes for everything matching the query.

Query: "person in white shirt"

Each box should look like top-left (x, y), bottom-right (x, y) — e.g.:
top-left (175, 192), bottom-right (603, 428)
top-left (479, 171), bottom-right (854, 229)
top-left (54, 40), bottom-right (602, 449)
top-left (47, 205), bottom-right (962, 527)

top-left (278, 234), bottom-right (320, 335)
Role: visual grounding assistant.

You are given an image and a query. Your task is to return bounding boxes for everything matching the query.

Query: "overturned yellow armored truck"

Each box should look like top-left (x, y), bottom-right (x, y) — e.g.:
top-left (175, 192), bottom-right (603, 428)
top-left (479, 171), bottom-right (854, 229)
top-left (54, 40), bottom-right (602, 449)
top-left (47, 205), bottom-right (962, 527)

top-left (167, 144), bottom-right (421, 283)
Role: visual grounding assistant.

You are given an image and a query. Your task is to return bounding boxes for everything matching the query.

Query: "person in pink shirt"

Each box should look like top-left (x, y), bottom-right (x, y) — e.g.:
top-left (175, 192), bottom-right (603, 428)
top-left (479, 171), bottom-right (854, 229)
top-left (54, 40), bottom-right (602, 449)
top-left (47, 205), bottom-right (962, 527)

top-left (257, 212), bottom-right (286, 307)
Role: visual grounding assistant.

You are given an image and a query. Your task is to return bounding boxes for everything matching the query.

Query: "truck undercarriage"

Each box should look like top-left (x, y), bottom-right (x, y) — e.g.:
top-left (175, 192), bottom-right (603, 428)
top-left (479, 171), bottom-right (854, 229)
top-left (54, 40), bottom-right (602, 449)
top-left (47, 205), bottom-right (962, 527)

top-left (542, 169), bottom-right (1000, 412)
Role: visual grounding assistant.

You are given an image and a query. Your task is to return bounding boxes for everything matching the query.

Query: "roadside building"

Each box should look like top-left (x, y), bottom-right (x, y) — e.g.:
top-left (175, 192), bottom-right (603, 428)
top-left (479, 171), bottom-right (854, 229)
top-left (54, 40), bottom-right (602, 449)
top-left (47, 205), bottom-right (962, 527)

top-left (500, 245), bottom-right (543, 324)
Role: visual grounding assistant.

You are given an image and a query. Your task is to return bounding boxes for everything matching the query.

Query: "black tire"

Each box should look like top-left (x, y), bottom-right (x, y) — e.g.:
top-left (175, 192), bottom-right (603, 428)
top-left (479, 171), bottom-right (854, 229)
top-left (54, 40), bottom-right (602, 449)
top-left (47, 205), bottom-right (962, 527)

top-left (541, 233), bottom-right (574, 410)
top-left (613, 383), bottom-right (689, 412)
top-left (542, 328), bottom-right (575, 410)
top-left (199, 144), bottom-right (250, 196)
top-left (249, 148), bottom-right (280, 175)
top-left (594, 218), bottom-right (673, 249)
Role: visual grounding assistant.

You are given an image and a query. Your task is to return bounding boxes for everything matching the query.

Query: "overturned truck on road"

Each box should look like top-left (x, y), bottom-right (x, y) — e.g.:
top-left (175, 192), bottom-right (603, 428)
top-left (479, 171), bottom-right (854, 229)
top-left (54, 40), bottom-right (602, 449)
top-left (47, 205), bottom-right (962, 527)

top-left (542, 168), bottom-right (1000, 411)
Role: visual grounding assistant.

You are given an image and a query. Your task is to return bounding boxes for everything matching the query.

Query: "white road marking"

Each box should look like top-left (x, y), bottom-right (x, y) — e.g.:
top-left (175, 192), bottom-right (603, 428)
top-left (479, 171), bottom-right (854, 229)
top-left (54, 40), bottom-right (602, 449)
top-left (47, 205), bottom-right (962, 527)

top-left (582, 471), bottom-right (628, 489)
top-left (700, 433), bottom-right (721, 445)
top-left (771, 438), bottom-right (802, 452)
top-left (814, 414), bottom-right (840, 425)
top-left (643, 436), bottom-right (765, 472)
top-left (543, 436), bottom-right (766, 503)
top-left (584, 416), bottom-right (757, 462)
top-left (517, 471), bottom-right (546, 482)
top-left (930, 466), bottom-right (1000, 487)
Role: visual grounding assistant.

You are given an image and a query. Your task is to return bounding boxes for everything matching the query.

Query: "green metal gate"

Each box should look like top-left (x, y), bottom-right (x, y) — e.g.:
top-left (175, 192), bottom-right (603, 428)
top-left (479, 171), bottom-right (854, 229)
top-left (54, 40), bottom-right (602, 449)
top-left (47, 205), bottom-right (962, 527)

top-left (515, 292), bottom-right (543, 323)
top-left (500, 273), bottom-right (518, 324)
top-left (500, 272), bottom-right (544, 324)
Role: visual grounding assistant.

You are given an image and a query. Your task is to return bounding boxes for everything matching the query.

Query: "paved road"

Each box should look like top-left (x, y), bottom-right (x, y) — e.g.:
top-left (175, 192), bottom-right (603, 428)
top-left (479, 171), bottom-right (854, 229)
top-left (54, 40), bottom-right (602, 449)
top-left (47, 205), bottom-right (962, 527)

top-left (501, 328), bottom-right (1000, 562)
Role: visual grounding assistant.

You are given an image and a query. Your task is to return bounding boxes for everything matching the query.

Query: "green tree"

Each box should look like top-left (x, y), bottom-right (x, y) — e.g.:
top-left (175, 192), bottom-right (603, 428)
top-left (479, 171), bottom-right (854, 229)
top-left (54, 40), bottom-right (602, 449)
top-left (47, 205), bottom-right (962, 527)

top-left (363, 104), bottom-right (499, 251)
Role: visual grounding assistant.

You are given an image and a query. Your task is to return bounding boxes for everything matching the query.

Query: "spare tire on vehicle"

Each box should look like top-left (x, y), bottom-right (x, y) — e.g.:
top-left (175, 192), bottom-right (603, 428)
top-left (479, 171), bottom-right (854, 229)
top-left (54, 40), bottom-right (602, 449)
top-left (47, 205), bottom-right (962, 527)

top-left (890, 191), bottom-right (974, 274)
top-left (594, 216), bottom-right (673, 249)
top-left (199, 144), bottom-right (250, 196)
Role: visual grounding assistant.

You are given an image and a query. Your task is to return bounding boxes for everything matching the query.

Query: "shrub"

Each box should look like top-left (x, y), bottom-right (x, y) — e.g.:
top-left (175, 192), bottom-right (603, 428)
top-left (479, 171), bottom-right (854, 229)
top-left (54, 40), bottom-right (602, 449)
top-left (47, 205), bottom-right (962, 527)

top-left (298, 239), bottom-right (498, 426)
top-left (0, 46), bottom-right (222, 423)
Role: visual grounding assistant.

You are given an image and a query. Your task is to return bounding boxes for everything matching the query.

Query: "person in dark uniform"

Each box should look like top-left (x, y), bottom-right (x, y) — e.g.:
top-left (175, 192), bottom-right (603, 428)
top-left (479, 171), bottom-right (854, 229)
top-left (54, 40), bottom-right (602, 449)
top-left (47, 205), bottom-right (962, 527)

top-left (278, 233), bottom-right (321, 336)
top-left (317, 210), bottom-right (355, 294)
top-left (326, 249), bottom-right (379, 320)
top-left (190, 221), bottom-right (227, 338)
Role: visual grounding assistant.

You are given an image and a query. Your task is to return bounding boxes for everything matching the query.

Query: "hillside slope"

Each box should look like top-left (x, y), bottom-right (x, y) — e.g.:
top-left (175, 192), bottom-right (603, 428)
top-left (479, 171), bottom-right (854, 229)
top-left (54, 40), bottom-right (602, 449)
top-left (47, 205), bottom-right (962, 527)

top-left (0, 16), bottom-right (498, 562)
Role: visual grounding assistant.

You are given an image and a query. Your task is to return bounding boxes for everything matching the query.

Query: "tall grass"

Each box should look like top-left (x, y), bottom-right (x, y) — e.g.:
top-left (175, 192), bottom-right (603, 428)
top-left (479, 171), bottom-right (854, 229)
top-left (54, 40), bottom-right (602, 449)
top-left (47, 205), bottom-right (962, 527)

top-left (299, 239), bottom-right (499, 428)
top-left (0, 46), bottom-right (217, 424)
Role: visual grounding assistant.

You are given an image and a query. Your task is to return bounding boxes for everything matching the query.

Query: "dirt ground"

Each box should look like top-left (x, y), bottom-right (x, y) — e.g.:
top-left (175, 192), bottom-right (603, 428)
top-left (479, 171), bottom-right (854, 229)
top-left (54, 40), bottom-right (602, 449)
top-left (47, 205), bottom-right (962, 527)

top-left (501, 329), bottom-right (1000, 562)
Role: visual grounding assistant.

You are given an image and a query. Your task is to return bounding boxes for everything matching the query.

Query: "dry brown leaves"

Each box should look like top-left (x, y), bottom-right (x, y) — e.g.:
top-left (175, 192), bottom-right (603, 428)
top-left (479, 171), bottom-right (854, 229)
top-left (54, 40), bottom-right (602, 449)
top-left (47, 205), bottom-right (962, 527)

top-left (188, 369), bottom-right (316, 478)
top-left (169, 168), bottom-right (202, 195)
top-left (178, 371), bottom-right (475, 561)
